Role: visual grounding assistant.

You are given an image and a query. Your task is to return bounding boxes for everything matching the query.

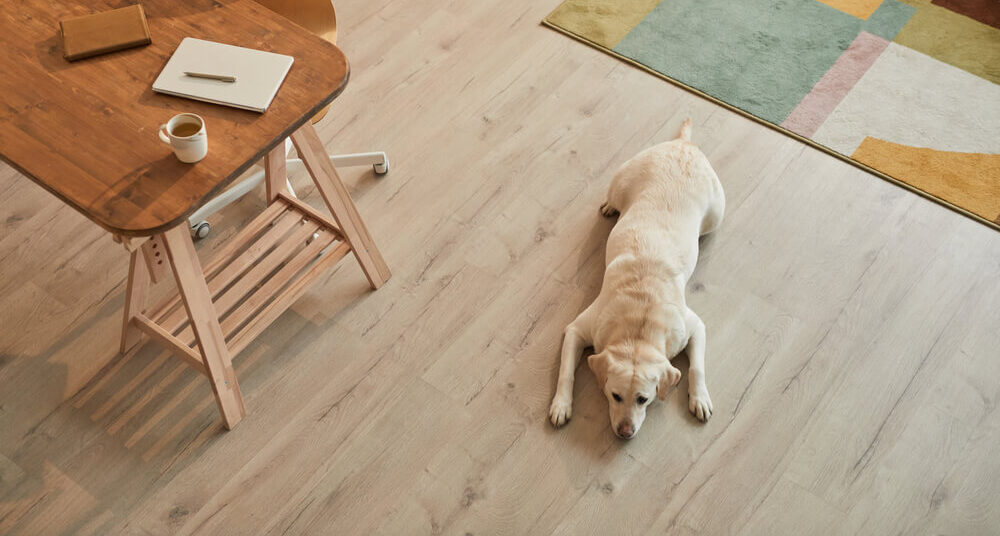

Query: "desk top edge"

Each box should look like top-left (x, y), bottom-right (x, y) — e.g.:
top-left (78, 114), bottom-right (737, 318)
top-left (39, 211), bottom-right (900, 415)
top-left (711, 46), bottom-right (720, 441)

top-left (0, 0), bottom-right (352, 238)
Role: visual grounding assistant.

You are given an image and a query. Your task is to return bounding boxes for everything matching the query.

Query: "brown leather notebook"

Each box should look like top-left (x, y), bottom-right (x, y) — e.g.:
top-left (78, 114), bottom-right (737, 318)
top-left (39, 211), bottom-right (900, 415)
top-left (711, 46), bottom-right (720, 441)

top-left (60, 4), bottom-right (151, 61)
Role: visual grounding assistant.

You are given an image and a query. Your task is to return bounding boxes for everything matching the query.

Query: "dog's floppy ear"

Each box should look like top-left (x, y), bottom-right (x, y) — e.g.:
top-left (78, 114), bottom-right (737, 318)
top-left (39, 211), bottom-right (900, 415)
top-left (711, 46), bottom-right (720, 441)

top-left (657, 361), bottom-right (682, 401)
top-left (588, 352), bottom-right (611, 391)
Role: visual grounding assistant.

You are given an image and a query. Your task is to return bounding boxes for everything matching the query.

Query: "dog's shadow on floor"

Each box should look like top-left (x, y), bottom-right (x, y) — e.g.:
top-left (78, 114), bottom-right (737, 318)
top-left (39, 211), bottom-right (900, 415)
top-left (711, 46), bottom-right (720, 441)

top-left (543, 209), bottom-right (620, 461)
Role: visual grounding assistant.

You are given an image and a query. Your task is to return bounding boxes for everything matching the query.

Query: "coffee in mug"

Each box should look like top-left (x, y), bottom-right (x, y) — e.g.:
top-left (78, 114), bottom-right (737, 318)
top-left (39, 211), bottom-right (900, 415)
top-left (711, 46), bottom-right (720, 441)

top-left (171, 122), bottom-right (202, 137)
top-left (158, 113), bottom-right (208, 163)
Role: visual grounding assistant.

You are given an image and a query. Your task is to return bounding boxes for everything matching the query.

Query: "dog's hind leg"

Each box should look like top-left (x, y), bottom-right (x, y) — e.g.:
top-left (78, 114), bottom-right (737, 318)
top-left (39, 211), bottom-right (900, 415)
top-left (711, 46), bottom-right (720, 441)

top-left (700, 178), bottom-right (726, 236)
top-left (601, 163), bottom-right (632, 218)
top-left (601, 175), bottom-right (623, 217)
top-left (550, 305), bottom-right (596, 427)
top-left (600, 200), bottom-right (620, 218)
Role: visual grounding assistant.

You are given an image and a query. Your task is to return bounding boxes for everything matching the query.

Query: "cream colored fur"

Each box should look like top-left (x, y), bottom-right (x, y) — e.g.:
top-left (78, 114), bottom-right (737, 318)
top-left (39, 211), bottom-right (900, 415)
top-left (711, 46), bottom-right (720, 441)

top-left (549, 119), bottom-right (724, 439)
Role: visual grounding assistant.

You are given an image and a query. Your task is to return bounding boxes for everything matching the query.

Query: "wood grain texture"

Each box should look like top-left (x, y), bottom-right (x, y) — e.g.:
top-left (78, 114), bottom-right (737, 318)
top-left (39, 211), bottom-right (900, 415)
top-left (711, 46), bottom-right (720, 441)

top-left (119, 249), bottom-right (150, 354)
top-left (263, 144), bottom-right (288, 204)
top-left (161, 225), bottom-right (245, 430)
top-left (1, 0), bottom-right (999, 534)
top-left (291, 123), bottom-right (390, 289)
top-left (133, 314), bottom-right (208, 377)
top-left (140, 234), bottom-right (169, 283)
top-left (127, 190), bottom-right (360, 428)
top-left (0, 0), bottom-right (349, 236)
top-left (255, 0), bottom-right (339, 123)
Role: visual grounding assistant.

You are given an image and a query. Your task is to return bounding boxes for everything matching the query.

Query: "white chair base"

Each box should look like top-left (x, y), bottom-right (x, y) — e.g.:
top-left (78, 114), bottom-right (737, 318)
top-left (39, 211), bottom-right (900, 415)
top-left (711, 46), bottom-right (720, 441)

top-left (188, 147), bottom-right (388, 238)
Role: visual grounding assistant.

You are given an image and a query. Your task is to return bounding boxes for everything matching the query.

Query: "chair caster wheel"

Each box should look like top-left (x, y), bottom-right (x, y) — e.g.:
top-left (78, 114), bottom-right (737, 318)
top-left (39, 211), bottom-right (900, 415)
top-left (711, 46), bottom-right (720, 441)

top-left (191, 221), bottom-right (211, 239)
top-left (373, 159), bottom-right (389, 176)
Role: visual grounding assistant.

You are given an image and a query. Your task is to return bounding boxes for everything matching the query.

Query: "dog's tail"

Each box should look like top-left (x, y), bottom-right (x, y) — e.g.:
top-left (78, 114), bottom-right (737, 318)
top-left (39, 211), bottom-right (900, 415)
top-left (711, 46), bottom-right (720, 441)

top-left (677, 118), bottom-right (692, 142)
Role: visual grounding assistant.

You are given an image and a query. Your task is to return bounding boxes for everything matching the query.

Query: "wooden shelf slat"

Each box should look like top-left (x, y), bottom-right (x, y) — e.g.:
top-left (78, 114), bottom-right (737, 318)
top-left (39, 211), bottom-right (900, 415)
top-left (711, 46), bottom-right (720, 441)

top-left (228, 239), bottom-right (349, 356)
top-left (137, 193), bottom-right (354, 369)
top-left (220, 230), bottom-right (337, 340)
top-left (157, 209), bottom-right (303, 335)
top-left (176, 219), bottom-right (321, 347)
top-left (202, 200), bottom-right (291, 280)
top-left (216, 219), bottom-right (323, 319)
top-left (147, 201), bottom-right (292, 327)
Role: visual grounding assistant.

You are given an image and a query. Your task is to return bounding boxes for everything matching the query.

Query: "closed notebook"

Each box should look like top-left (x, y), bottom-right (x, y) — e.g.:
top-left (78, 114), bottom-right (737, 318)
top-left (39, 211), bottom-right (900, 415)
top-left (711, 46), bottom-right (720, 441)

top-left (152, 38), bottom-right (294, 113)
top-left (60, 4), bottom-right (151, 61)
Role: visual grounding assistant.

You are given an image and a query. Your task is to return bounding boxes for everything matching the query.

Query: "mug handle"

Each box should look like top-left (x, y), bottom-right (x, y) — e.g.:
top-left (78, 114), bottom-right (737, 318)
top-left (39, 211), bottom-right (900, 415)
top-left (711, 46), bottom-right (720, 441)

top-left (158, 124), bottom-right (171, 145)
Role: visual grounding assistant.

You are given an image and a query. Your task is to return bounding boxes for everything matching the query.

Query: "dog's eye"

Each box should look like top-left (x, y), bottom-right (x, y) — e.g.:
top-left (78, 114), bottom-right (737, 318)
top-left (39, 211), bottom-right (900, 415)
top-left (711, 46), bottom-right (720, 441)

top-left (612, 393), bottom-right (622, 402)
top-left (637, 396), bottom-right (648, 405)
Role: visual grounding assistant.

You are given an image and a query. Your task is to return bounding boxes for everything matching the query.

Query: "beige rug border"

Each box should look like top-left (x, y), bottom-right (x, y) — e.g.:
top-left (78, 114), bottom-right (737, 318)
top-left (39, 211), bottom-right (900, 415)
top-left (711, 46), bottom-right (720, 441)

top-left (541, 16), bottom-right (999, 232)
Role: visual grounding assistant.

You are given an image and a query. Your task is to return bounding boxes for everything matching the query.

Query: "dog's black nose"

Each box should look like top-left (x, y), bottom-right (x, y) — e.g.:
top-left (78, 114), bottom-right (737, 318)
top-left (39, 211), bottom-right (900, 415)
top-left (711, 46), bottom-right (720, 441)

top-left (616, 422), bottom-right (635, 439)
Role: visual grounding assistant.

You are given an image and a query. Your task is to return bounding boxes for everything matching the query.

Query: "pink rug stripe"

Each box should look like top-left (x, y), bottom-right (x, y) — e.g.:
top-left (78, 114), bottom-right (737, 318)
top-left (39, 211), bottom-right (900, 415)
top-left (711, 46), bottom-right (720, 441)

top-left (782, 31), bottom-right (889, 137)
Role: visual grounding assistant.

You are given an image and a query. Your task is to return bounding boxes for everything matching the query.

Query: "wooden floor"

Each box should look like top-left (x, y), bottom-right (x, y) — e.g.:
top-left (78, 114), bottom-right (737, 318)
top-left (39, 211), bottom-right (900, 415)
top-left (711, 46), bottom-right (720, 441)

top-left (2, 1), bottom-right (999, 534)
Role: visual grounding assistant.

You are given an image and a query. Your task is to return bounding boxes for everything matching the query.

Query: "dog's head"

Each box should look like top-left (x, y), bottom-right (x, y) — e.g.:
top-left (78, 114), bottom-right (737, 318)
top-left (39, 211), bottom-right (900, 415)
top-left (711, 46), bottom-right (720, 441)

top-left (588, 345), bottom-right (681, 439)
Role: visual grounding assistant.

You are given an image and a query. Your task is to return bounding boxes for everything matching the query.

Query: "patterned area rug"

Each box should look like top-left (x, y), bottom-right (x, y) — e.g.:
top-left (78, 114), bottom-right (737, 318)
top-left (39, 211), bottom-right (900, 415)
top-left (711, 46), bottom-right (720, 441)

top-left (544, 0), bottom-right (1000, 229)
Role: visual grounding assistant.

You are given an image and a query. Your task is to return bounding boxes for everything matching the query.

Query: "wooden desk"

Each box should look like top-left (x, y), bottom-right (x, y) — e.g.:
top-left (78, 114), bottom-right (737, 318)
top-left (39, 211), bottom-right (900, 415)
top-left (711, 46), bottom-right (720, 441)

top-left (0, 0), bottom-right (390, 429)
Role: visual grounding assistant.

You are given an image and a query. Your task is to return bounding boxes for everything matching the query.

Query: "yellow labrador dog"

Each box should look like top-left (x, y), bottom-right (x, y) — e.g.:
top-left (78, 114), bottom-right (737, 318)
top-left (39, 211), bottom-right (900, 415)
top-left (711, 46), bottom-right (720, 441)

top-left (549, 119), bottom-right (724, 439)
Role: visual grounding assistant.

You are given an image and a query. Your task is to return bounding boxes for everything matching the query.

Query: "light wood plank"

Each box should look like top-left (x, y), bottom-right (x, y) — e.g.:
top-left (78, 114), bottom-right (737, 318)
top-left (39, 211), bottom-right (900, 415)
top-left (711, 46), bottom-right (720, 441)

top-left (290, 122), bottom-right (391, 289)
top-left (154, 208), bottom-right (301, 333)
top-left (133, 315), bottom-right (208, 377)
top-left (264, 143), bottom-right (288, 204)
top-left (227, 239), bottom-right (349, 356)
top-left (119, 250), bottom-right (150, 354)
top-left (139, 234), bottom-right (169, 284)
top-left (276, 191), bottom-right (343, 238)
top-left (219, 230), bottom-right (335, 342)
top-left (161, 224), bottom-right (245, 430)
top-left (173, 219), bottom-right (322, 347)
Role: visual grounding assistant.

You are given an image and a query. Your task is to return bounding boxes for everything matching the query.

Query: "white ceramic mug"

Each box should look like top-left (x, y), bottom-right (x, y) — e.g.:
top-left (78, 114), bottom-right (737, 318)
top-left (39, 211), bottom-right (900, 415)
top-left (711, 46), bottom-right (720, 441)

top-left (158, 113), bottom-right (208, 163)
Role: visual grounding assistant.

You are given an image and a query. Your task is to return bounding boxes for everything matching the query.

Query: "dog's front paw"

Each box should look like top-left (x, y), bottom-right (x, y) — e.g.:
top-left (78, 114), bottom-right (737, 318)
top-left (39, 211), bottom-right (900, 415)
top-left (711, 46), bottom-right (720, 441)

top-left (600, 202), bottom-right (619, 218)
top-left (688, 388), bottom-right (713, 422)
top-left (549, 396), bottom-right (573, 427)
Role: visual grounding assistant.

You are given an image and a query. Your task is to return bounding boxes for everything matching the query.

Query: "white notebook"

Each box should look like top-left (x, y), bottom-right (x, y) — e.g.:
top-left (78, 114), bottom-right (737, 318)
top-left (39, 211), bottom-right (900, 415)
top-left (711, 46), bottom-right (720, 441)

top-left (152, 38), bottom-right (294, 113)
